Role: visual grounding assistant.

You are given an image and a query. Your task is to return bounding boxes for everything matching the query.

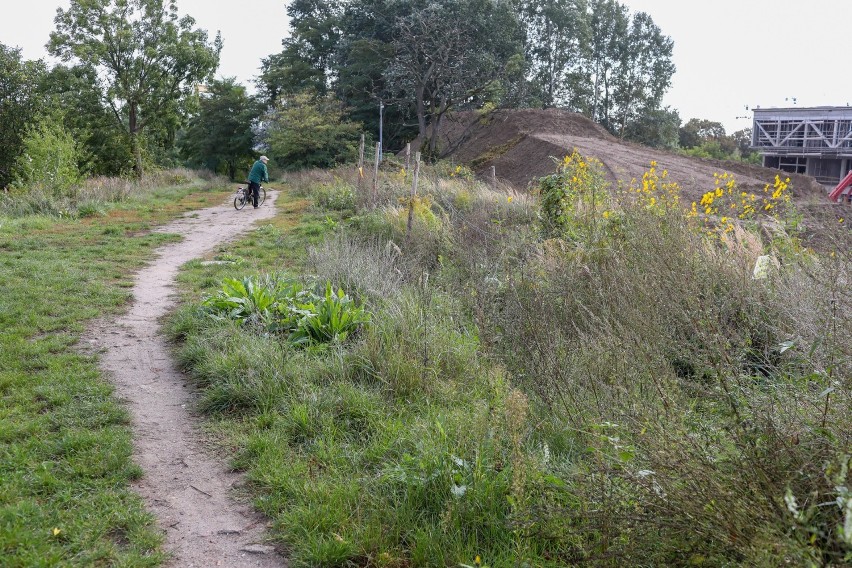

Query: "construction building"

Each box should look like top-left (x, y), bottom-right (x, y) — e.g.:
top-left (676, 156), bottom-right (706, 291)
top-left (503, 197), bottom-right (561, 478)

top-left (751, 106), bottom-right (852, 198)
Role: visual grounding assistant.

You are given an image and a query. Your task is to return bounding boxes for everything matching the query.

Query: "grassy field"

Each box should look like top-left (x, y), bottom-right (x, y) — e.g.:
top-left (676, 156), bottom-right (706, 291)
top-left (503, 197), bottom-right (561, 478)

top-left (168, 162), bottom-right (851, 567)
top-left (0, 174), bottom-right (231, 566)
top-left (4, 160), bottom-right (849, 567)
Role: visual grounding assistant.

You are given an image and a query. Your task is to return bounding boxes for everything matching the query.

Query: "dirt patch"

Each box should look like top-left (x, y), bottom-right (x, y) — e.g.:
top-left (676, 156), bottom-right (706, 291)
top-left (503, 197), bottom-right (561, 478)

top-left (84, 193), bottom-right (286, 567)
top-left (430, 108), bottom-right (829, 205)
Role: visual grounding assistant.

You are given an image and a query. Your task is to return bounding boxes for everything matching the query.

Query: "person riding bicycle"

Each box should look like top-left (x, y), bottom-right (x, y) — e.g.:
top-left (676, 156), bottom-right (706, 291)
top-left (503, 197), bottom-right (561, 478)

top-left (247, 155), bottom-right (269, 208)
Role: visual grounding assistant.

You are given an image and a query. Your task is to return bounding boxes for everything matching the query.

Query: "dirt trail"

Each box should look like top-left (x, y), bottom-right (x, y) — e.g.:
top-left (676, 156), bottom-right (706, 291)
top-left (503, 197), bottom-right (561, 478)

top-left (86, 191), bottom-right (286, 567)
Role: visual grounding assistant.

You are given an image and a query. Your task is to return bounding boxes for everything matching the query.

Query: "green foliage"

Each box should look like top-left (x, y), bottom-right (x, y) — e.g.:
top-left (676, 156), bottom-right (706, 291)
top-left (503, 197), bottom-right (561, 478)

top-left (289, 282), bottom-right (371, 346)
top-left (679, 117), bottom-right (727, 149)
top-left (264, 91), bottom-right (362, 171)
top-left (521, 0), bottom-right (591, 109)
top-left (312, 178), bottom-right (356, 212)
top-left (202, 275), bottom-right (369, 346)
top-left (587, 0), bottom-right (675, 135)
top-left (0, 43), bottom-right (48, 188)
top-left (42, 64), bottom-right (135, 176)
top-left (257, 0), bottom-right (341, 102)
top-left (12, 113), bottom-right (82, 196)
top-left (49, 0), bottom-right (222, 176)
top-left (180, 78), bottom-right (261, 180)
top-left (538, 151), bottom-right (609, 240)
top-left (258, 0), bottom-right (677, 153)
top-left (622, 106), bottom-right (681, 149)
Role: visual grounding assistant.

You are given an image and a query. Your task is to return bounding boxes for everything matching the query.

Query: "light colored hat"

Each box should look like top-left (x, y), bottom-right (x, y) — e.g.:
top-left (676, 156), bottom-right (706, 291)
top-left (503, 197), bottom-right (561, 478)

top-left (259, 155), bottom-right (269, 163)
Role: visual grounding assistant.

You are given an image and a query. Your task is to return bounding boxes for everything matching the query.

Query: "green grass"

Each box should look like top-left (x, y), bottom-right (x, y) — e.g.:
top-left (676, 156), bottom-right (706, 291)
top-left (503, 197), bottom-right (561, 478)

top-left (166, 183), bottom-right (574, 567)
top-left (167, 165), bottom-right (852, 567)
top-left (0, 178), bottom-right (232, 566)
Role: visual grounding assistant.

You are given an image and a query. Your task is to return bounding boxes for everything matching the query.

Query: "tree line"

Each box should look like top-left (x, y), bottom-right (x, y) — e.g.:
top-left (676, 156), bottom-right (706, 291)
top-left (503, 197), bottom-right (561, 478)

top-left (0, 0), bottom-right (756, 190)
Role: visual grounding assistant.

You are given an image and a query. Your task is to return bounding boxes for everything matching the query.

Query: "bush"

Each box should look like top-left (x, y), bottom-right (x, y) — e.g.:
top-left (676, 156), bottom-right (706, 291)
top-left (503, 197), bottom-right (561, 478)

top-left (11, 112), bottom-right (82, 197)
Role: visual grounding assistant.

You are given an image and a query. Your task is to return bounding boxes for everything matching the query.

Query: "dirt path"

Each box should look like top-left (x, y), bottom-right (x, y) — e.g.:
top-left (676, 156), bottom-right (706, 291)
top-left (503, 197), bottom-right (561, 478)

top-left (87, 191), bottom-right (286, 567)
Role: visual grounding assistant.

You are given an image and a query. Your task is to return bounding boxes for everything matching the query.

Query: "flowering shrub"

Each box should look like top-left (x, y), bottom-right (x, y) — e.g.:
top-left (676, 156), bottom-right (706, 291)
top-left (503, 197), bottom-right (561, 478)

top-left (619, 161), bottom-right (681, 214)
top-left (691, 172), bottom-right (792, 234)
top-left (538, 150), bottom-right (609, 239)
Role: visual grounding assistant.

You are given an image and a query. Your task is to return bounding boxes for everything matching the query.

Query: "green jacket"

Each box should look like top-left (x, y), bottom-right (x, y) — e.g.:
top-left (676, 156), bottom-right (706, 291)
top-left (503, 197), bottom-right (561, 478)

top-left (248, 160), bottom-right (269, 184)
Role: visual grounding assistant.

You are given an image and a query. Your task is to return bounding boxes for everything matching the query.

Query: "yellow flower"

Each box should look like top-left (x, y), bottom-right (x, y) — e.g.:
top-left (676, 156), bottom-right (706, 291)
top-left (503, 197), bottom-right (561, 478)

top-left (603, 210), bottom-right (610, 219)
top-left (53, 528), bottom-right (61, 536)
top-left (507, 195), bottom-right (513, 203)
top-left (475, 556), bottom-right (482, 566)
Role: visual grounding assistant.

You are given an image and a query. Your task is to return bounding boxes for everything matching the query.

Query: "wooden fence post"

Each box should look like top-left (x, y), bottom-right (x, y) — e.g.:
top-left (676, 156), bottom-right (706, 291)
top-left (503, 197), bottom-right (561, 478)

top-left (405, 143), bottom-right (411, 172)
top-left (372, 142), bottom-right (381, 201)
top-left (491, 165), bottom-right (497, 191)
top-left (357, 134), bottom-right (365, 193)
top-left (406, 151), bottom-right (422, 239)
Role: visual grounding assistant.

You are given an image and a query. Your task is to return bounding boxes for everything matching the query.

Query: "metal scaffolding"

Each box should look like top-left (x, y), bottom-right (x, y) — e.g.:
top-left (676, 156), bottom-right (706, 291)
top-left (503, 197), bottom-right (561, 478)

top-left (751, 106), bottom-right (852, 186)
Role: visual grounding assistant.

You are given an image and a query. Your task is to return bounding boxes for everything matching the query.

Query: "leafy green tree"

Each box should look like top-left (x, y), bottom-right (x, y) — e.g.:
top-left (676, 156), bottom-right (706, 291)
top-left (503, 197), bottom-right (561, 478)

top-left (42, 64), bottom-right (134, 176)
top-left (385, 0), bottom-right (525, 156)
top-left (732, 128), bottom-right (760, 163)
top-left (264, 91), bottom-right (362, 171)
top-left (520, 0), bottom-right (590, 109)
top-left (587, 0), bottom-right (674, 136)
top-left (610, 11), bottom-right (675, 136)
top-left (12, 112), bottom-right (82, 196)
top-left (49, 0), bottom-right (221, 177)
top-left (180, 78), bottom-right (262, 180)
top-left (622, 106), bottom-right (681, 149)
top-left (258, 0), bottom-right (341, 103)
top-left (679, 118), bottom-right (726, 149)
top-left (588, 0), bottom-right (629, 128)
top-left (0, 44), bottom-right (48, 188)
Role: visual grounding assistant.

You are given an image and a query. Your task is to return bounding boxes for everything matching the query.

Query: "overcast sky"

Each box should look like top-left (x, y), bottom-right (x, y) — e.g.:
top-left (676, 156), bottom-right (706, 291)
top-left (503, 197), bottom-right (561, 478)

top-left (3, 0), bottom-right (851, 135)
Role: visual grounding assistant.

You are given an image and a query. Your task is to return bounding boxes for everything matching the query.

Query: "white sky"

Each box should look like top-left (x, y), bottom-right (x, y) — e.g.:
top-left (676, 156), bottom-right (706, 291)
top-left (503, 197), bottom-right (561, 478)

top-left (2, 0), bottom-right (851, 135)
top-left (620, 0), bottom-right (852, 133)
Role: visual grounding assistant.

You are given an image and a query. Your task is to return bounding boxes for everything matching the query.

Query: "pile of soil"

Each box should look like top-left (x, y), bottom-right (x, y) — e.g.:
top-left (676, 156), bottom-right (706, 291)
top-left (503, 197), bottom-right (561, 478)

top-left (427, 108), bottom-right (829, 205)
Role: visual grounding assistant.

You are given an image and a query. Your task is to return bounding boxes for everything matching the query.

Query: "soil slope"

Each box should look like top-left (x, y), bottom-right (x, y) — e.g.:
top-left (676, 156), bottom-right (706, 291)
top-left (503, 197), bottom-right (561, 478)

top-left (430, 108), bottom-right (828, 204)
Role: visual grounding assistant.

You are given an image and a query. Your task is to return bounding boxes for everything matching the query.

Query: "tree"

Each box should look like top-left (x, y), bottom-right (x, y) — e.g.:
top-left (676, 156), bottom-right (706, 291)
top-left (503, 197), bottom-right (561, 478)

top-left (520, 0), bottom-right (590, 109)
top-left (385, 0), bottom-right (524, 156)
top-left (622, 106), bottom-right (680, 149)
top-left (679, 118), bottom-right (726, 149)
top-left (588, 0), bottom-right (629, 129)
top-left (732, 128), bottom-right (760, 163)
top-left (0, 44), bottom-right (48, 188)
top-left (49, 0), bottom-right (221, 176)
top-left (586, 0), bottom-right (674, 136)
top-left (180, 78), bottom-right (261, 180)
top-left (43, 64), bottom-right (134, 176)
top-left (610, 11), bottom-right (675, 137)
top-left (258, 0), bottom-right (341, 103)
top-left (264, 91), bottom-right (362, 171)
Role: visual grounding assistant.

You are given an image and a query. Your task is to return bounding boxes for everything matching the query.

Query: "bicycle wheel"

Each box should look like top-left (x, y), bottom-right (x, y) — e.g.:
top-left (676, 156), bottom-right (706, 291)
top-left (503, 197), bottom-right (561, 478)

top-left (234, 192), bottom-right (247, 210)
top-left (257, 187), bottom-right (267, 206)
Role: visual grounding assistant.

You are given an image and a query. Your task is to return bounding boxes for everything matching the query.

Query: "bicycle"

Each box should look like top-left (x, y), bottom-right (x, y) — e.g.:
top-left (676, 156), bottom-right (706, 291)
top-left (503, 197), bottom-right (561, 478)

top-left (234, 184), bottom-right (266, 210)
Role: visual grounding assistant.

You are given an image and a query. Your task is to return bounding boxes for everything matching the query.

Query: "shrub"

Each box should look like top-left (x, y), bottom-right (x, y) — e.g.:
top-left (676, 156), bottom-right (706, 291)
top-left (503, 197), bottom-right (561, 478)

top-left (11, 112), bottom-right (82, 197)
top-left (538, 150), bottom-right (609, 241)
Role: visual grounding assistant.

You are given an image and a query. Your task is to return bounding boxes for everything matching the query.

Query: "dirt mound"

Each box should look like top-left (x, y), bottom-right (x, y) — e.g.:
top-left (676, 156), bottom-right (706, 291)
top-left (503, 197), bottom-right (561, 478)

top-left (429, 108), bottom-right (828, 205)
